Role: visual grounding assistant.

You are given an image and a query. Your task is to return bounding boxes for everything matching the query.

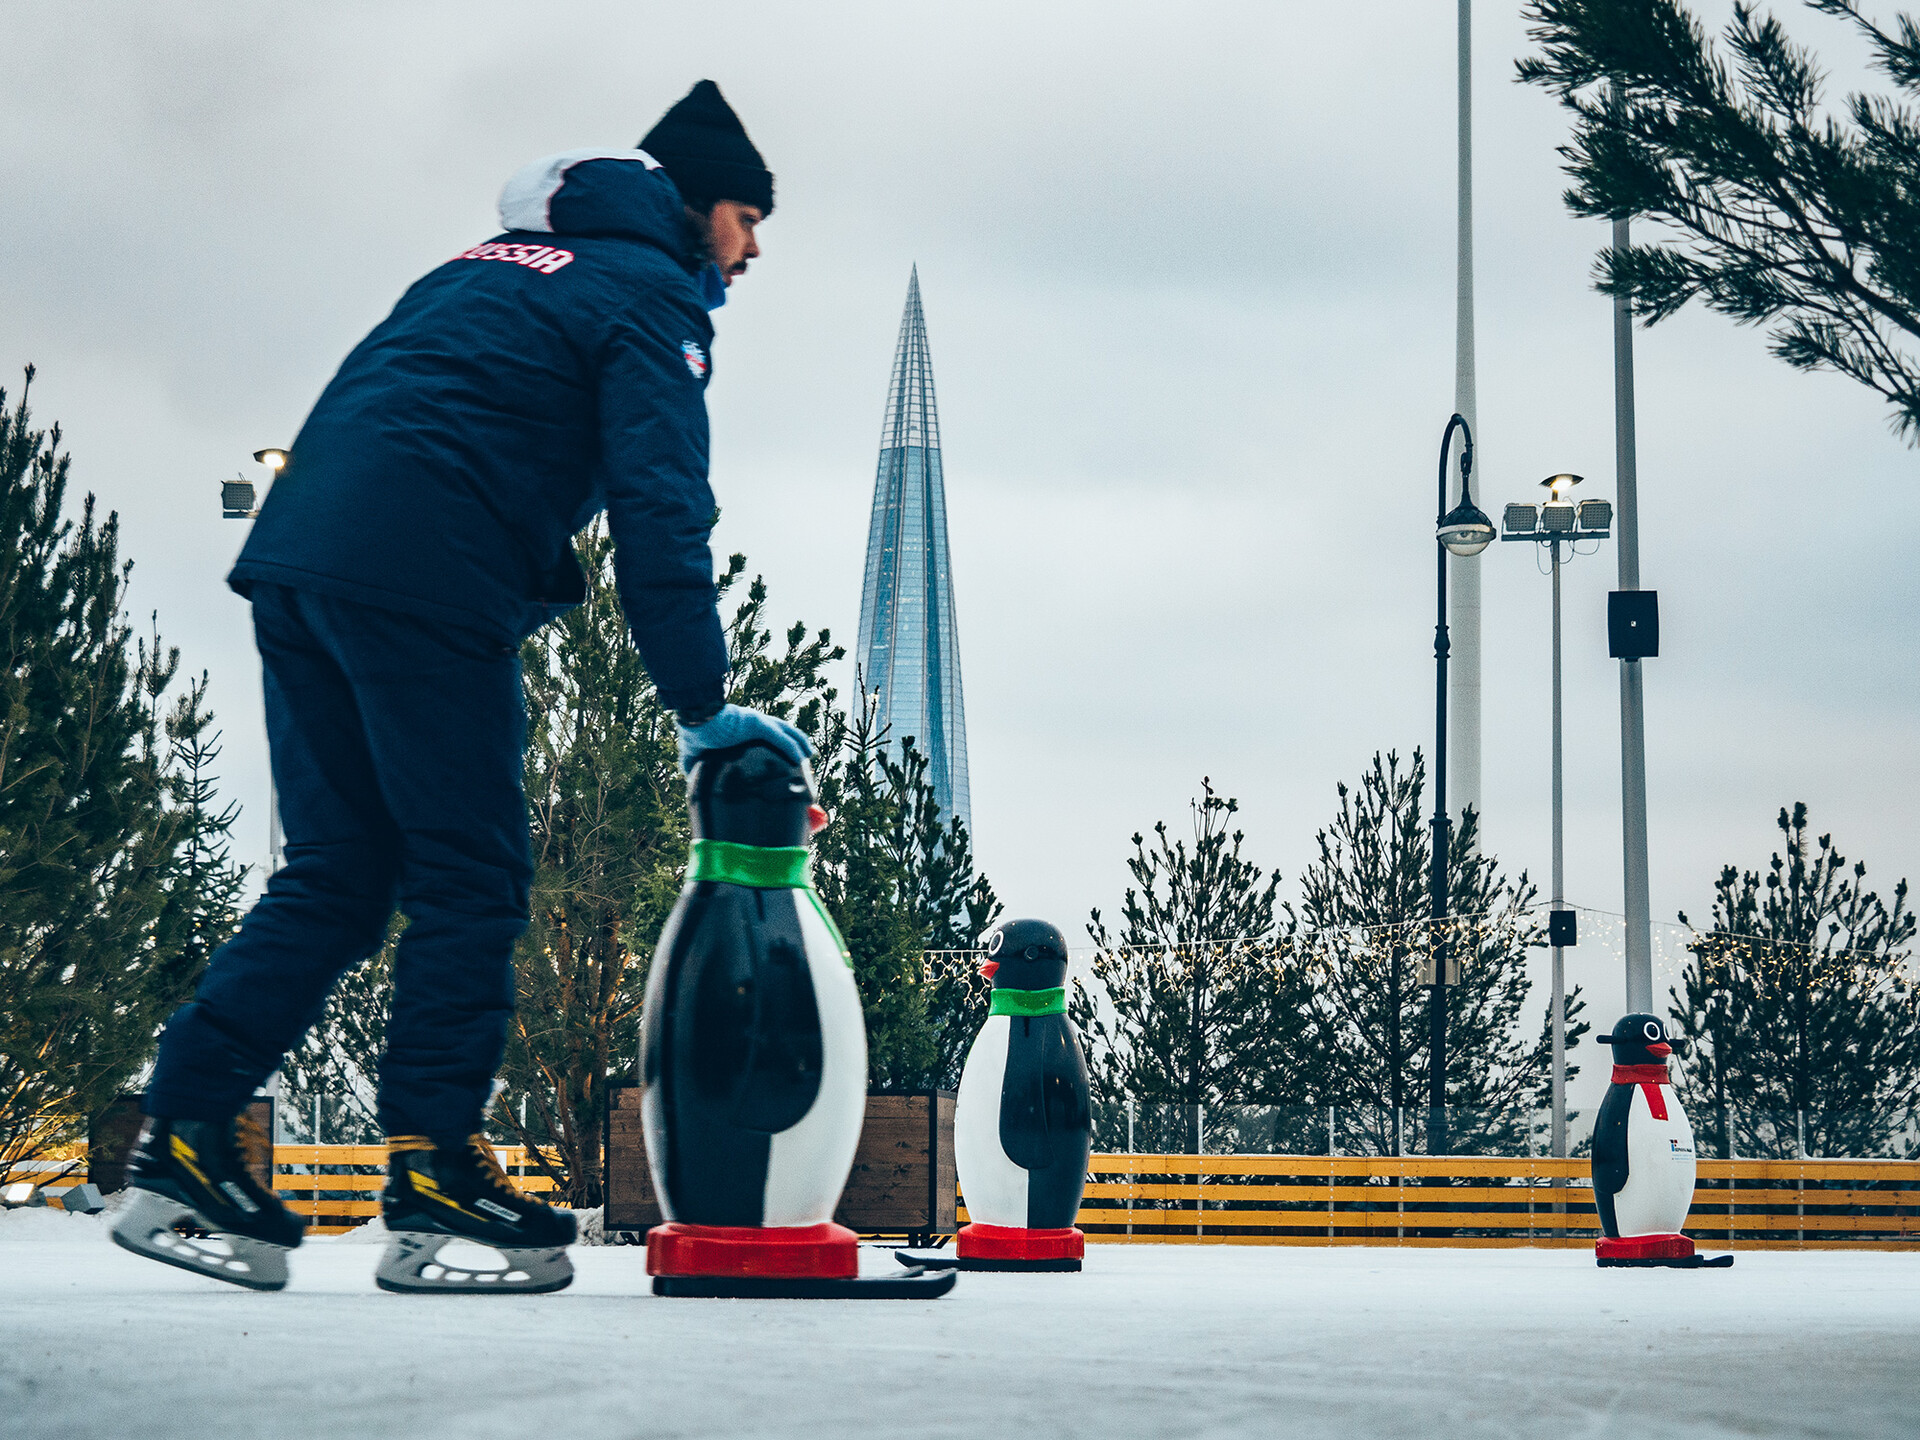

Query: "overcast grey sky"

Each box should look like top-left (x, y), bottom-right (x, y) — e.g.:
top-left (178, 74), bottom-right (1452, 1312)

top-left (6, 2), bottom-right (1916, 1095)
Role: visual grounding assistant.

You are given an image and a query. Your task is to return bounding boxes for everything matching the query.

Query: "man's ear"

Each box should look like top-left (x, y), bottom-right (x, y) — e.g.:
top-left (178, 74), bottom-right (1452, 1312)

top-left (680, 206), bottom-right (714, 267)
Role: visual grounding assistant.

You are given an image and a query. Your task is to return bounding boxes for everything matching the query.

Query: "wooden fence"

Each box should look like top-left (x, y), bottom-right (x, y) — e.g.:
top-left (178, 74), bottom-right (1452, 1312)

top-left (12, 1148), bottom-right (1917, 1247)
top-left (4, 1145), bottom-right (557, 1235)
top-left (1057, 1154), bottom-right (1920, 1250)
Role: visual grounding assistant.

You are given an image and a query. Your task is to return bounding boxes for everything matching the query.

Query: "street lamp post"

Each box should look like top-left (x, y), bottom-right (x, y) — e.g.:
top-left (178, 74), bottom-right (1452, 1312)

top-left (1501, 479), bottom-right (1613, 1161)
top-left (223, 447), bottom-right (290, 872)
top-left (1429, 413), bottom-right (1495, 1157)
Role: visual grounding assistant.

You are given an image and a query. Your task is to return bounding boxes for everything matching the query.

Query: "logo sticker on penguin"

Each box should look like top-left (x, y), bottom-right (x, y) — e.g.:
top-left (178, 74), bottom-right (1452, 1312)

top-left (681, 341), bottom-right (709, 380)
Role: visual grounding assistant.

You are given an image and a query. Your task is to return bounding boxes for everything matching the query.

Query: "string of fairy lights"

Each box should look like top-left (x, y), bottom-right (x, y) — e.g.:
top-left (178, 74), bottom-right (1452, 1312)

top-left (922, 904), bottom-right (1916, 1000)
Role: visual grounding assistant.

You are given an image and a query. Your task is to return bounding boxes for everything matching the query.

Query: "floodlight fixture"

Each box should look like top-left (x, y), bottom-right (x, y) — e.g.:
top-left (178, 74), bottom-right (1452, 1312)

top-left (1541, 502), bottom-right (1577, 534)
top-left (222, 478), bottom-right (257, 518)
top-left (3, 1181), bottom-right (37, 1207)
top-left (1578, 498), bottom-right (1613, 533)
top-left (1540, 472), bottom-right (1583, 501)
top-left (1504, 503), bottom-right (1538, 535)
top-left (253, 448), bottom-right (289, 470)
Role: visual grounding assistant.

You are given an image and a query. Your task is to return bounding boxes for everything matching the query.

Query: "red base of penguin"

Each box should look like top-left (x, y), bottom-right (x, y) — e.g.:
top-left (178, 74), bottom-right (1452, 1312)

top-left (958, 1223), bottom-right (1085, 1263)
top-left (1595, 1233), bottom-right (1733, 1268)
top-left (645, 1223), bottom-right (959, 1297)
top-left (1597, 1233), bottom-right (1694, 1262)
top-left (648, 1222), bottom-right (858, 1279)
top-left (892, 1223), bottom-right (1086, 1273)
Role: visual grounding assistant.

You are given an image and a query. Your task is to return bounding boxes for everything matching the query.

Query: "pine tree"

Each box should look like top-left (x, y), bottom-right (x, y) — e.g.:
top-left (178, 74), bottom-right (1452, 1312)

top-left (148, 664), bottom-right (251, 1040)
top-left (811, 701), bottom-right (934, 1091)
top-left (1518, 0), bottom-right (1920, 440)
top-left (1287, 751), bottom-right (1578, 1157)
top-left (1073, 779), bottom-right (1314, 1153)
top-left (0, 369), bottom-right (247, 1165)
top-left (811, 690), bottom-right (1002, 1091)
top-left (279, 929), bottom-right (393, 1143)
top-left (1670, 802), bottom-right (1917, 1158)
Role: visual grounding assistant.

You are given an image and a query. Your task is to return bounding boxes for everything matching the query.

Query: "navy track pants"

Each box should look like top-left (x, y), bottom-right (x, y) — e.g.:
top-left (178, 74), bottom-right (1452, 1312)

top-left (145, 583), bottom-right (532, 1137)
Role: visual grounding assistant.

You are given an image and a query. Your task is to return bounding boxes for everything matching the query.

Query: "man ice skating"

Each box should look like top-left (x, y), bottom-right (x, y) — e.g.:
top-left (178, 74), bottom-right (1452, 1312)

top-left (112, 80), bottom-right (808, 1294)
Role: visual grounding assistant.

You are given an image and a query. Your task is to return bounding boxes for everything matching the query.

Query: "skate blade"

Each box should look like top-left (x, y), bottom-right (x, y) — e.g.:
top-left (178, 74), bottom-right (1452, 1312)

top-left (109, 1187), bottom-right (291, 1291)
top-left (895, 1251), bottom-right (1079, 1273)
top-left (375, 1231), bottom-right (573, 1294)
top-left (652, 1266), bottom-right (957, 1299)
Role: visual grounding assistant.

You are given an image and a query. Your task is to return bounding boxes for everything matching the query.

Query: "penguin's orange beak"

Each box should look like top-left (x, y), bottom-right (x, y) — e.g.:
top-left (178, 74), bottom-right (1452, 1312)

top-left (806, 805), bottom-right (829, 836)
top-left (1647, 1042), bottom-right (1672, 1057)
top-left (979, 960), bottom-right (999, 979)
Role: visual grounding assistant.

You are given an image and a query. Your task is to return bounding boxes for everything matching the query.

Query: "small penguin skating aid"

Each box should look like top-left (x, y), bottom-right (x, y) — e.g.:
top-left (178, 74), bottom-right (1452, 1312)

top-left (641, 743), bottom-right (953, 1299)
top-left (1592, 1014), bottom-right (1732, 1270)
top-left (898, 919), bottom-right (1091, 1274)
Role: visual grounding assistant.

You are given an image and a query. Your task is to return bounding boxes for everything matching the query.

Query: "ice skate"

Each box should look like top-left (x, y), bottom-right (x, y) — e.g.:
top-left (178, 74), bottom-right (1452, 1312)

top-left (375, 1135), bottom-right (576, 1294)
top-left (110, 1114), bottom-right (305, 1291)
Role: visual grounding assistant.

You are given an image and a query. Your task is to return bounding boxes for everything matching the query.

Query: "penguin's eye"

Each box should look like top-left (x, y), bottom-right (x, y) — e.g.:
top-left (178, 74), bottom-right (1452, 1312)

top-left (1023, 946), bottom-right (1039, 960)
top-left (1642, 1021), bottom-right (1661, 1041)
top-left (986, 932), bottom-right (1004, 957)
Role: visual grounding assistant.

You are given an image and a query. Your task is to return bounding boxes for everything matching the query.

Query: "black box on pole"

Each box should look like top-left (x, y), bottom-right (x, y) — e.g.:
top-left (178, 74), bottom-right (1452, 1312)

top-left (1548, 910), bottom-right (1578, 948)
top-left (1608, 591), bottom-right (1659, 660)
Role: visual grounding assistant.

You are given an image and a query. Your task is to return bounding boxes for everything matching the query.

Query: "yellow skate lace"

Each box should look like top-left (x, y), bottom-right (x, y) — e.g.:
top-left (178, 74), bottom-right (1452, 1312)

top-left (233, 1112), bottom-right (271, 1175)
top-left (467, 1135), bottom-right (525, 1200)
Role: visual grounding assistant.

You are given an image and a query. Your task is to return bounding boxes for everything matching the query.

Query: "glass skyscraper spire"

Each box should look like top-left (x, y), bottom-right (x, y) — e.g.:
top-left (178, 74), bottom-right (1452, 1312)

top-left (856, 266), bottom-right (971, 834)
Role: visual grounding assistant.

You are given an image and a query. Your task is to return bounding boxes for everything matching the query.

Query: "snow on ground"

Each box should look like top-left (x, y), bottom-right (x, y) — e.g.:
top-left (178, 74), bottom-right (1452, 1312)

top-left (2, 1207), bottom-right (1916, 1440)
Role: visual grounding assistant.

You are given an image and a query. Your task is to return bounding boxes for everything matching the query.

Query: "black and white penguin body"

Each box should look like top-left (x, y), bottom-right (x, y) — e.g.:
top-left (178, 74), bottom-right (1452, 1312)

top-left (953, 919), bottom-right (1092, 1231)
top-left (640, 744), bottom-right (866, 1229)
top-left (1593, 1013), bottom-right (1697, 1240)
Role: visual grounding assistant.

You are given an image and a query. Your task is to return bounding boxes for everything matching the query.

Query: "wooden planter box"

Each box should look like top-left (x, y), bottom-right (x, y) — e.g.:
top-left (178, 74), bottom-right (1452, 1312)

top-left (838, 1091), bottom-right (957, 1244)
top-left (602, 1088), bottom-right (956, 1244)
top-left (602, 1087), bottom-right (663, 1232)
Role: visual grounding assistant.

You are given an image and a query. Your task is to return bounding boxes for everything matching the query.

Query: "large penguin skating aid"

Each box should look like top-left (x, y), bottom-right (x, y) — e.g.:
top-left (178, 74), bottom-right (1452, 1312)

top-left (1592, 1013), bottom-right (1732, 1269)
top-left (901, 918), bottom-right (1092, 1273)
top-left (640, 743), bottom-right (954, 1299)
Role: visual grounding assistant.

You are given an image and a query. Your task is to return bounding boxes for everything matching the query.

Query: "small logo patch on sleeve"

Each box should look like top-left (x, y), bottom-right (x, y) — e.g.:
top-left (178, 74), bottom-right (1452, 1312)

top-left (455, 242), bottom-right (574, 274)
top-left (681, 340), bottom-right (709, 379)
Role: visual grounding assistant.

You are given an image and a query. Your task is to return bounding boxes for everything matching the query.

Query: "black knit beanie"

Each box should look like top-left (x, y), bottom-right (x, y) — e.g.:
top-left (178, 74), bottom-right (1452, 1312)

top-left (640, 80), bottom-right (774, 216)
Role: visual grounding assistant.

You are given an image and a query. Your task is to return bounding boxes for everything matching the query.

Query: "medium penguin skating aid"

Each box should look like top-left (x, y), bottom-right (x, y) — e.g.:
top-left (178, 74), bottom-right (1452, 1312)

top-left (900, 919), bottom-right (1091, 1273)
top-left (1593, 1014), bottom-right (1732, 1269)
top-left (640, 742), bottom-right (953, 1299)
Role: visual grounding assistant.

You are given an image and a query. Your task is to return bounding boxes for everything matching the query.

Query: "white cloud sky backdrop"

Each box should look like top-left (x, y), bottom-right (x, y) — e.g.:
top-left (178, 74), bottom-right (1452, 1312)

top-left (6, 2), bottom-right (1916, 1105)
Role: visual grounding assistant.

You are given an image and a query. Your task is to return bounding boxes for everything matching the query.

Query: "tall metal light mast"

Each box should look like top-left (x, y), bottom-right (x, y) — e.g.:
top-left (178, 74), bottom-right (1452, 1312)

top-left (1449, 0), bottom-right (1484, 822)
top-left (1612, 208), bottom-right (1655, 1013)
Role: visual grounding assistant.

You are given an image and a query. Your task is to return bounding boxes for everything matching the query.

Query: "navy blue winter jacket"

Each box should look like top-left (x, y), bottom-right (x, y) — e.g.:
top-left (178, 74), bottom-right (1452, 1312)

top-left (230, 149), bottom-right (727, 714)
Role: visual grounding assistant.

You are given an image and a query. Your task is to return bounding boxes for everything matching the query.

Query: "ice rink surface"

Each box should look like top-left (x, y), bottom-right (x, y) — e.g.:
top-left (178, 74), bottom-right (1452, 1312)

top-left (3, 1207), bottom-right (1917, 1440)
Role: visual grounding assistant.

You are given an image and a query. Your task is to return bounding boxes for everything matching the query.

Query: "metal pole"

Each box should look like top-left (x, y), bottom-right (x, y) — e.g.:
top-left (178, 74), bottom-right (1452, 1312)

top-left (1430, 416), bottom-right (1468, 1159)
top-left (1450, 0), bottom-right (1483, 820)
top-left (1551, 539), bottom-right (1567, 1161)
top-left (1613, 211), bottom-right (1654, 1013)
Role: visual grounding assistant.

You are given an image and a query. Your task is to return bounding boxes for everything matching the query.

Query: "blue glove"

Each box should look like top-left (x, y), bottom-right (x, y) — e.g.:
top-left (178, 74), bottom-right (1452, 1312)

top-left (676, 704), bottom-right (813, 774)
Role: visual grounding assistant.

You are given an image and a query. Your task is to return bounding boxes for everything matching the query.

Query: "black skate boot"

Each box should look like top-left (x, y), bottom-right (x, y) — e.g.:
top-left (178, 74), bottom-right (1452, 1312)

top-left (110, 1114), bottom-right (305, 1291)
top-left (375, 1135), bottom-right (576, 1294)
